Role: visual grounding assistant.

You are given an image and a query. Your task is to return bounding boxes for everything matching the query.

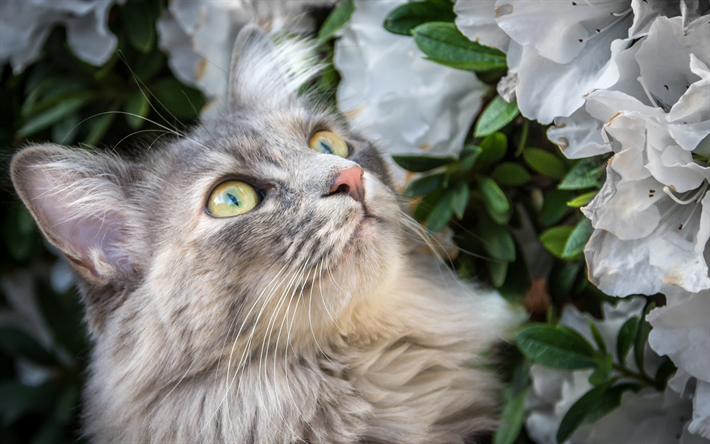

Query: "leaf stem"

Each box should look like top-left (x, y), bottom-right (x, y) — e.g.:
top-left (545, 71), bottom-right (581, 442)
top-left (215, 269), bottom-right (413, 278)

top-left (611, 363), bottom-right (654, 386)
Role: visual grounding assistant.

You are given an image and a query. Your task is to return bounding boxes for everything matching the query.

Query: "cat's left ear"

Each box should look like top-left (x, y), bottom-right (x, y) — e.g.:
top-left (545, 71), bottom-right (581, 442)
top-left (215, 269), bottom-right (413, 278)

top-left (11, 145), bottom-right (140, 285)
top-left (227, 24), bottom-right (316, 111)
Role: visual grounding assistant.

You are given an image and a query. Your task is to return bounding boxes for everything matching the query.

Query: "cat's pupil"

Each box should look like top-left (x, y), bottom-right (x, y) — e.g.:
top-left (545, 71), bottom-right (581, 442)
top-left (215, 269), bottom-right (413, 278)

top-left (319, 141), bottom-right (333, 154)
top-left (227, 192), bottom-right (240, 206)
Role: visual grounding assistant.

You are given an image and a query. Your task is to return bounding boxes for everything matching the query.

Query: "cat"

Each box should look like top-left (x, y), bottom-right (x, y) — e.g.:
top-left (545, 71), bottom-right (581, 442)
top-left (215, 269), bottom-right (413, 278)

top-left (10, 24), bottom-right (520, 444)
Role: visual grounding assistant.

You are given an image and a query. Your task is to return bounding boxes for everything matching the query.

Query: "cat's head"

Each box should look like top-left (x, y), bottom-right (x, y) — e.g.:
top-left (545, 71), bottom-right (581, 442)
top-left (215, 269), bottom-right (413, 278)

top-left (11, 26), bottom-right (407, 361)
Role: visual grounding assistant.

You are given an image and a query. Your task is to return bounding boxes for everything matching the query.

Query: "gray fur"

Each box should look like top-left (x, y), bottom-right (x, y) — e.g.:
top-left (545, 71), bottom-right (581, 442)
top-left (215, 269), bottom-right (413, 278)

top-left (10, 25), bottom-right (520, 443)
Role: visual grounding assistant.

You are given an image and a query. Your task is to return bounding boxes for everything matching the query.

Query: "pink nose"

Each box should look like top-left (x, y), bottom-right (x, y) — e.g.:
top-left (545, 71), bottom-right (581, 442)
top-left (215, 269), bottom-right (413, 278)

top-left (329, 166), bottom-right (365, 203)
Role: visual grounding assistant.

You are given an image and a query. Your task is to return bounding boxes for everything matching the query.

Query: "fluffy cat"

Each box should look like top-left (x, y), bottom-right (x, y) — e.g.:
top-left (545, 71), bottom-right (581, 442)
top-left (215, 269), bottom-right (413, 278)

top-left (11, 25), bottom-right (520, 444)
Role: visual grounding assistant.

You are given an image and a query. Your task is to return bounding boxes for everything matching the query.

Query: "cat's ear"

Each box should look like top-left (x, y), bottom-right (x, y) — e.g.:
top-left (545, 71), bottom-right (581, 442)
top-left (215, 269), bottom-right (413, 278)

top-left (227, 24), bottom-right (317, 110)
top-left (11, 145), bottom-right (138, 284)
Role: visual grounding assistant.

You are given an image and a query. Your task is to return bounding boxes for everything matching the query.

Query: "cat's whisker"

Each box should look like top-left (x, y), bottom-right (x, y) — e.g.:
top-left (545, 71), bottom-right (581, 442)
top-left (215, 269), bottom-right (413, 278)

top-left (309, 259), bottom-right (336, 365)
top-left (319, 258), bottom-right (346, 335)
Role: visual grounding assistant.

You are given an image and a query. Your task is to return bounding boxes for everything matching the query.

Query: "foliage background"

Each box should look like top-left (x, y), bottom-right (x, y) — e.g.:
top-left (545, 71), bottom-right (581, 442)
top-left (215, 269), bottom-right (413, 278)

top-left (0, 1), bottom-right (678, 443)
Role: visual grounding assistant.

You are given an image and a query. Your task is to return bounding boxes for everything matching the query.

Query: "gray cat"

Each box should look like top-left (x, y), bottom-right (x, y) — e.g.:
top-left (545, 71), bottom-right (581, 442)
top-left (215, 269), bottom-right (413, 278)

top-left (11, 25), bottom-right (520, 444)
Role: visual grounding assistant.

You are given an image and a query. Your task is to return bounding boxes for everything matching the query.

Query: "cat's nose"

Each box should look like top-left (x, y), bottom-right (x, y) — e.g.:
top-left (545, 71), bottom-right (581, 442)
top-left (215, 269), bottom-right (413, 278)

top-left (328, 166), bottom-right (365, 203)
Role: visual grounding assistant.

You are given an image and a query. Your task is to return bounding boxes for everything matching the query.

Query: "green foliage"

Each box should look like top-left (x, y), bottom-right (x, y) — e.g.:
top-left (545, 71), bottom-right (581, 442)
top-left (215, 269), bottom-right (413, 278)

top-left (475, 96), bottom-right (520, 137)
top-left (318, 0), bottom-right (355, 43)
top-left (383, 0), bottom-right (456, 36)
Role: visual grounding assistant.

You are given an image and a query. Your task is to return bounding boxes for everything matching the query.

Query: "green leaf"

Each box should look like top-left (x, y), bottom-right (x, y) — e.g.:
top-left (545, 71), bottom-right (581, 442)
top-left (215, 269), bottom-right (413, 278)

top-left (589, 353), bottom-right (613, 386)
top-left (22, 77), bottom-right (87, 117)
top-left (654, 358), bottom-right (677, 391)
top-left (402, 173), bottom-right (444, 198)
top-left (4, 204), bottom-right (38, 262)
top-left (392, 155), bottom-right (455, 172)
top-left (383, 1), bottom-right (455, 36)
top-left (558, 159), bottom-right (603, 190)
top-left (491, 162), bottom-right (530, 186)
top-left (318, 0), bottom-right (355, 43)
top-left (0, 328), bottom-right (55, 366)
top-left (616, 316), bottom-right (639, 363)
top-left (124, 91), bottom-right (150, 129)
top-left (634, 301), bottom-right (655, 373)
top-left (426, 187), bottom-right (459, 232)
top-left (131, 50), bottom-right (166, 81)
top-left (452, 182), bottom-right (470, 219)
top-left (476, 132), bottom-right (507, 171)
top-left (459, 144), bottom-right (482, 172)
top-left (0, 382), bottom-right (55, 425)
top-left (499, 244), bottom-right (531, 301)
top-left (84, 112), bottom-right (117, 146)
top-left (562, 218), bottom-right (593, 258)
top-left (413, 187), bottom-right (444, 221)
top-left (493, 390), bottom-right (526, 444)
top-left (548, 260), bottom-right (583, 302)
top-left (51, 112), bottom-right (80, 144)
top-left (557, 382), bottom-right (637, 443)
top-left (516, 324), bottom-right (598, 370)
top-left (478, 176), bottom-right (511, 224)
top-left (489, 260), bottom-right (508, 288)
top-left (17, 97), bottom-right (91, 138)
top-left (149, 78), bottom-right (205, 119)
top-left (478, 218), bottom-right (515, 262)
top-left (540, 226), bottom-right (573, 259)
top-left (567, 191), bottom-right (598, 207)
top-left (412, 22), bottom-right (507, 72)
top-left (123, 1), bottom-right (156, 53)
top-left (523, 148), bottom-right (567, 180)
top-left (589, 323), bottom-right (607, 355)
top-left (475, 96), bottom-right (520, 137)
top-left (541, 190), bottom-right (573, 226)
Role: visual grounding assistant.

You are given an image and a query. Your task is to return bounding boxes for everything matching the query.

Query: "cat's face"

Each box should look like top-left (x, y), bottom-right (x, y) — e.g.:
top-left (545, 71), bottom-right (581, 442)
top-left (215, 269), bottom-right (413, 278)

top-left (11, 26), bottom-right (406, 366)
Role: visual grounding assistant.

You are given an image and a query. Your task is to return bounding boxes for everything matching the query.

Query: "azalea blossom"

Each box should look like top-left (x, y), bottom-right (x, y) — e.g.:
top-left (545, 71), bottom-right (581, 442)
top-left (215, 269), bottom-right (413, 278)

top-left (0, 0), bottom-right (124, 72)
top-left (525, 299), bottom-right (698, 444)
top-left (334, 0), bottom-right (486, 172)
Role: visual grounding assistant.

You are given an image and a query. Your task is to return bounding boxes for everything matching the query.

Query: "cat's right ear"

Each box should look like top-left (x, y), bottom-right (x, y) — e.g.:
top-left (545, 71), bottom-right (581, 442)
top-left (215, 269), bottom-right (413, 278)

top-left (227, 24), bottom-right (316, 111)
top-left (11, 145), bottom-right (139, 285)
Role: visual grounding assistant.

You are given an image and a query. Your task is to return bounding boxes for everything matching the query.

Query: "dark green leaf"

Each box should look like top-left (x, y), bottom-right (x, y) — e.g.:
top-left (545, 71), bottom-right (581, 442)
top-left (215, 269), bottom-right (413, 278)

top-left (51, 112), bottom-right (80, 144)
top-left (84, 112), bottom-right (117, 146)
top-left (489, 260), bottom-right (508, 288)
top-left (0, 328), bottom-right (55, 366)
top-left (459, 144), bottom-right (482, 172)
top-left (22, 77), bottom-right (87, 116)
top-left (426, 186), bottom-right (460, 232)
top-left (475, 96), bottom-right (520, 137)
top-left (318, 0), bottom-right (354, 43)
top-left (478, 218), bottom-right (515, 262)
top-left (412, 22), bottom-right (507, 72)
top-left (0, 382), bottom-right (55, 425)
top-left (589, 323), bottom-right (607, 355)
top-left (413, 187), bottom-right (444, 221)
top-left (589, 353), bottom-right (613, 386)
top-left (384, 1), bottom-right (456, 36)
top-left (499, 244), bottom-right (531, 302)
top-left (548, 260), bottom-right (583, 303)
top-left (392, 155), bottom-right (455, 172)
top-left (17, 97), bottom-right (91, 137)
top-left (634, 301), bottom-right (655, 373)
top-left (149, 78), bottom-right (205, 119)
top-left (567, 191), bottom-right (598, 208)
top-left (493, 390), bottom-right (526, 444)
top-left (562, 218), bottom-right (593, 258)
top-left (557, 382), bottom-right (637, 443)
top-left (124, 91), bottom-right (150, 129)
top-left (524, 148), bottom-right (567, 180)
top-left (478, 176), bottom-right (511, 224)
top-left (540, 226), bottom-right (573, 259)
top-left (4, 205), bottom-right (38, 262)
top-left (491, 162), bottom-right (530, 186)
top-left (654, 358), bottom-right (677, 391)
top-left (132, 50), bottom-right (166, 81)
top-left (123, 1), bottom-right (156, 53)
top-left (558, 159), bottom-right (603, 190)
top-left (516, 324), bottom-right (598, 370)
top-left (476, 132), bottom-right (507, 171)
top-left (616, 316), bottom-right (639, 363)
top-left (452, 182), bottom-right (469, 219)
top-left (402, 173), bottom-right (445, 198)
top-left (541, 190), bottom-right (573, 226)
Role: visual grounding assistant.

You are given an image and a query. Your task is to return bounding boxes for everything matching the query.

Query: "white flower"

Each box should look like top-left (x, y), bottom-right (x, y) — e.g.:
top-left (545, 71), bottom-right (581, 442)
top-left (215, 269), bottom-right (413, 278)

top-left (525, 298), bottom-right (697, 444)
top-left (0, 0), bottom-right (124, 72)
top-left (648, 289), bottom-right (710, 438)
top-left (156, 0), bottom-right (331, 114)
top-left (334, 0), bottom-right (486, 179)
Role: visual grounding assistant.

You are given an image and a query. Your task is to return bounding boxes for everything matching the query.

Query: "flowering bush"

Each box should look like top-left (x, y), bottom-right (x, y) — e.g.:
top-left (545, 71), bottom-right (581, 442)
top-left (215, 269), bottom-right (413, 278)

top-left (1, 1), bottom-right (708, 443)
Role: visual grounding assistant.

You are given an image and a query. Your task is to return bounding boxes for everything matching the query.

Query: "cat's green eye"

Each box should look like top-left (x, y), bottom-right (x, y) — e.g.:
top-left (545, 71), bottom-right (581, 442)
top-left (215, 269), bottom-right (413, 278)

top-left (207, 181), bottom-right (260, 217)
top-left (309, 131), bottom-right (348, 158)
